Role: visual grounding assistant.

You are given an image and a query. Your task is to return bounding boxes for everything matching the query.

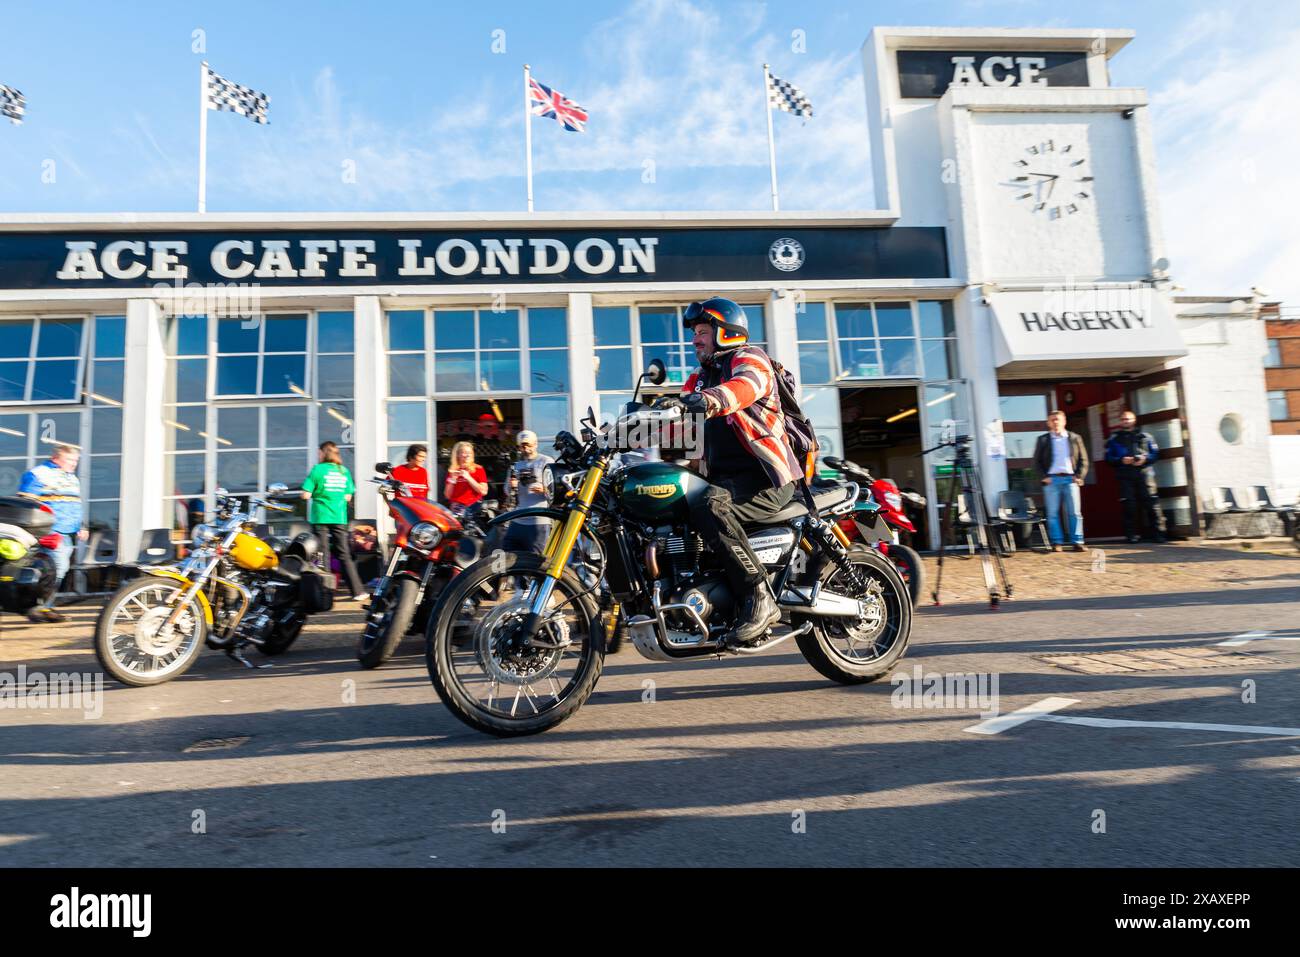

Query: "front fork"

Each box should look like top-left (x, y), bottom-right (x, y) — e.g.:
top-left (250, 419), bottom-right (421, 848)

top-left (518, 461), bottom-right (607, 646)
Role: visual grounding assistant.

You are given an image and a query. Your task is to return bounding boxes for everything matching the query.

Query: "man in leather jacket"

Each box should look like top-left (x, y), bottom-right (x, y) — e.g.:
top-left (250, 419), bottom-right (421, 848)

top-left (1104, 410), bottom-right (1167, 543)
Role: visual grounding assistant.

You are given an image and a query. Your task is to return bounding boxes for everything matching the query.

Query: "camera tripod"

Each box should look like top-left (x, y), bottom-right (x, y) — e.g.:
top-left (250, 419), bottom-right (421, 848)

top-left (922, 435), bottom-right (1013, 609)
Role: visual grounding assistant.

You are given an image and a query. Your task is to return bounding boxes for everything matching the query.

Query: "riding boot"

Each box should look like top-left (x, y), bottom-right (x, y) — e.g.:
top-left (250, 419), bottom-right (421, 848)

top-left (726, 580), bottom-right (780, 646)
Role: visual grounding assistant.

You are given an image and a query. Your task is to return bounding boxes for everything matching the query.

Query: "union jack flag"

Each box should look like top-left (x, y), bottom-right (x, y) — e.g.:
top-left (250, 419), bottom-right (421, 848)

top-left (528, 77), bottom-right (588, 133)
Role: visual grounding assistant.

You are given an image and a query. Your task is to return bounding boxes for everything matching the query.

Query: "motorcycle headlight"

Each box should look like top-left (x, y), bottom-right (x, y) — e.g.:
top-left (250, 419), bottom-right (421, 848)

top-left (542, 465), bottom-right (555, 502)
top-left (192, 524), bottom-right (217, 549)
top-left (409, 522), bottom-right (442, 550)
top-left (0, 538), bottom-right (28, 561)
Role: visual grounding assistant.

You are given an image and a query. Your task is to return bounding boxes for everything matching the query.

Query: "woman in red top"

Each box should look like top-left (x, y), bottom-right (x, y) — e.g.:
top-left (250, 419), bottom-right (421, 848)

top-left (444, 441), bottom-right (488, 518)
top-left (390, 444), bottom-right (430, 499)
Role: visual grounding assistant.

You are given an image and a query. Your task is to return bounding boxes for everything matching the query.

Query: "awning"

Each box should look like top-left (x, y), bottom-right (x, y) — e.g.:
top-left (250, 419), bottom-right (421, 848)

top-left (988, 287), bottom-right (1187, 378)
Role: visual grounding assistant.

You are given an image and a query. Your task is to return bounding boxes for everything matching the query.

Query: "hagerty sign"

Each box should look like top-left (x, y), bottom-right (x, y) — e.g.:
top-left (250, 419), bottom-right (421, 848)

top-left (0, 227), bottom-right (949, 289)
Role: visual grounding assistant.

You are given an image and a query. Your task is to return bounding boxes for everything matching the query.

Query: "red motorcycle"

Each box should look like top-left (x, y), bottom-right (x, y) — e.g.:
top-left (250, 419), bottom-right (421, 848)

top-left (356, 463), bottom-right (483, 669)
top-left (820, 457), bottom-right (927, 607)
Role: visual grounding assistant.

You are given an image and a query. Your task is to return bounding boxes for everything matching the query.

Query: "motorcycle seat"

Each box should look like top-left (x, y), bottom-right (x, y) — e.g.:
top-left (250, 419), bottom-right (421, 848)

top-left (745, 482), bottom-right (858, 527)
top-left (270, 555), bottom-right (305, 583)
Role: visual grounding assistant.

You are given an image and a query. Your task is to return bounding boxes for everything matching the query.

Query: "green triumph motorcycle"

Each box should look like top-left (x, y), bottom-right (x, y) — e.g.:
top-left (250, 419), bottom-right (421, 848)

top-left (423, 360), bottom-right (913, 737)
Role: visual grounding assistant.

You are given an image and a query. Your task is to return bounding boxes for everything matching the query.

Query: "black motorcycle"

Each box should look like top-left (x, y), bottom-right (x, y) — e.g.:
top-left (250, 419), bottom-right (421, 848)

top-left (424, 360), bottom-right (913, 737)
top-left (0, 496), bottom-right (58, 616)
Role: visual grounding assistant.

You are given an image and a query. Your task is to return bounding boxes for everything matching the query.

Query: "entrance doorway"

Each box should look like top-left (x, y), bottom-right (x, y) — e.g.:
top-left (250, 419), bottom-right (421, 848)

top-left (433, 398), bottom-right (524, 508)
top-left (838, 385), bottom-right (928, 544)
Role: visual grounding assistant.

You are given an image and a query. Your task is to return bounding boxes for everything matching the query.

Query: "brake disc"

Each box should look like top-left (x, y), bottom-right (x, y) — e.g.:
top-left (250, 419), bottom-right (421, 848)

top-left (134, 605), bottom-right (196, 656)
top-left (474, 596), bottom-right (571, 686)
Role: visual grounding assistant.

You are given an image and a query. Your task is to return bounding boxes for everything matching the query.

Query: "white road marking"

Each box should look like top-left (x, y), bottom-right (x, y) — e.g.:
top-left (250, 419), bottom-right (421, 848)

top-left (1216, 630), bottom-right (1300, 647)
top-left (1037, 714), bottom-right (1300, 737)
top-left (964, 697), bottom-right (1078, 735)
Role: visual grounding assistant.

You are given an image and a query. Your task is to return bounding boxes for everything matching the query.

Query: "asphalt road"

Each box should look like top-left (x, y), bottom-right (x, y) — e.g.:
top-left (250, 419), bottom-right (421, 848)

top-left (2, 580), bottom-right (1299, 867)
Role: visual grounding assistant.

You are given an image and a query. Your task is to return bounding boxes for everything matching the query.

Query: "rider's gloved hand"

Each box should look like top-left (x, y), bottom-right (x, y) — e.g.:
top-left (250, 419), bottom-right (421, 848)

top-left (677, 392), bottom-right (711, 416)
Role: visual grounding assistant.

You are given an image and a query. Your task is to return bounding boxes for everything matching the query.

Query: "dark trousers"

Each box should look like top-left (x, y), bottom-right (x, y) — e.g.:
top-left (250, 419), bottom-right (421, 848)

top-left (315, 524), bottom-right (365, 595)
top-left (501, 521), bottom-right (548, 556)
top-left (1117, 472), bottom-right (1165, 538)
top-left (689, 477), bottom-right (795, 589)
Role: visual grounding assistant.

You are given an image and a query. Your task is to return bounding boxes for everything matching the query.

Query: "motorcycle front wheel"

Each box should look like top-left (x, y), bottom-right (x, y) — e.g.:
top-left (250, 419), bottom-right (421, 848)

top-left (426, 553), bottom-right (603, 737)
top-left (794, 546), bottom-right (912, 684)
top-left (357, 575), bottom-right (420, 669)
top-left (94, 577), bottom-right (208, 686)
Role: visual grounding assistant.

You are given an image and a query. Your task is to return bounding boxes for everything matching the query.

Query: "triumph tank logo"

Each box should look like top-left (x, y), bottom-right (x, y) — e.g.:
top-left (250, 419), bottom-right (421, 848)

top-left (636, 483), bottom-right (678, 498)
top-left (769, 237), bottom-right (804, 272)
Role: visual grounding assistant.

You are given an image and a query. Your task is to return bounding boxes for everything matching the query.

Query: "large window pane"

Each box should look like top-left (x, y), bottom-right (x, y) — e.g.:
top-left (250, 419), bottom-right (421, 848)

top-left (266, 448), bottom-right (309, 489)
top-left (1145, 419), bottom-right (1184, 450)
top-left (0, 415), bottom-right (27, 456)
top-left (596, 392), bottom-right (633, 426)
top-left (318, 311), bottom-right (354, 353)
top-left (316, 354), bottom-right (353, 399)
top-left (263, 315), bottom-right (307, 352)
top-left (165, 453), bottom-right (206, 497)
top-left (595, 347), bottom-right (632, 392)
top-left (875, 303), bottom-right (913, 338)
top-left (87, 500), bottom-right (119, 532)
top-left (30, 360), bottom-right (79, 401)
top-left (261, 354), bottom-right (306, 395)
top-left (796, 302), bottom-right (827, 342)
top-left (171, 359), bottom-right (207, 403)
top-left (1134, 381), bottom-right (1180, 415)
top-left (434, 352), bottom-right (475, 392)
top-left (217, 407), bottom-right (259, 448)
top-left (918, 300), bottom-right (956, 338)
top-left (839, 341), bottom-right (881, 378)
top-left (168, 316), bottom-right (207, 356)
top-left (94, 316), bottom-right (126, 358)
top-left (0, 459), bottom-right (23, 494)
top-left (319, 402), bottom-right (354, 445)
top-left (164, 406), bottom-right (206, 452)
top-left (528, 308), bottom-right (567, 348)
top-left (386, 310), bottom-right (425, 351)
top-left (36, 318), bottom-right (83, 358)
top-left (92, 360), bottom-right (125, 404)
top-left (266, 406), bottom-right (308, 448)
top-left (593, 307), bottom-right (631, 346)
top-left (644, 345), bottom-right (692, 384)
top-left (481, 352), bottom-right (521, 391)
top-left (921, 339), bottom-right (956, 380)
top-left (798, 342), bottom-right (832, 385)
top-left (1153, 457), bottom-right (1188, 488)
top-left (90, 455), bottom-right (121, 500)
top-left (1003, 431), bottom-right (1041, 459)
top-left (388, 354), bottom-right (426, 396)
top-left (217, 451), bottom-right (258, 493)
top-left (999, 394), bottom-right (1049, 423)
top-left (741, 304), bottom-right (766, 343)
top-left (217, 317), bottom-right (259, 354)
top-left (528, 395), bottom-right (570, 443)
top-left (0, 320), bottom-right (33, 358)
top-left (0, 362), bottom-right (26, 401)
top-left (835, 304), bottom-right (874, 340)
top-left (529, 350), bottom-right (568, 393)
top-left (479, 310), bottom-right (520, 350)
top-left (434, 310), bottom-right (475, 350)
top-left (387, 401), bottom-right (426, 441)
top-left (881, 339), bottom-right (919, 377)
top-left (639, 309), bottom-right (678, 345)
top-left (216, 356), bottom-right (257, 396)
top-left (91, 407), bottom-right (123, 454)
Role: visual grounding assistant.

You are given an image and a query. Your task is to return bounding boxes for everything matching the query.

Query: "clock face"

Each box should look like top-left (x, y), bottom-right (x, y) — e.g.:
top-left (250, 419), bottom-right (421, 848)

top-left (1004, 139), bottom-right (1094, 221)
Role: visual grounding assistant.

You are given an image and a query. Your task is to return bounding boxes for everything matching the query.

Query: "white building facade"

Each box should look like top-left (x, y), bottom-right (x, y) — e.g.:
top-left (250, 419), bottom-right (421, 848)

top-left (0, 26), bottom-right (1275, 554)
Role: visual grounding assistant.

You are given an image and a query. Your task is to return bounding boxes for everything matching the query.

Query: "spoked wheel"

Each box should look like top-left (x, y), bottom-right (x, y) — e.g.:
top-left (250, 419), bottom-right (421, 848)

top-left (794, 546), bottom-right (912, 684)
top-left (94, 578), bottom-right (208, 686)
top-left (884, 543), bottom-right (925, 608)
top-left (426, 553), bottom-right (602, 737)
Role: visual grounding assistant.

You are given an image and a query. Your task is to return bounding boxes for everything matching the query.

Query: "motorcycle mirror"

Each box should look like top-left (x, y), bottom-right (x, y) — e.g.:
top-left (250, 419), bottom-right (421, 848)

top-left (375, 461), bottom-right (393, 474)
top-left (267, 482), bottom-right (288, 496)
top-left (645, 358), bottom-right (667, 386)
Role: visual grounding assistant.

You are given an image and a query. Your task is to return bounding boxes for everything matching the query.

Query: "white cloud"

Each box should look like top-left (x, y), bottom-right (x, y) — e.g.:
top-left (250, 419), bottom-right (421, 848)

top-left (1151, 27), bottom-right (1300, 304)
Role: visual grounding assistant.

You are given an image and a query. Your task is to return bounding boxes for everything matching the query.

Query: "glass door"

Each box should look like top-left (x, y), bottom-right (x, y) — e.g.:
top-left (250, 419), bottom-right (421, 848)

top-left (918, 379), bottom-right (974, 550)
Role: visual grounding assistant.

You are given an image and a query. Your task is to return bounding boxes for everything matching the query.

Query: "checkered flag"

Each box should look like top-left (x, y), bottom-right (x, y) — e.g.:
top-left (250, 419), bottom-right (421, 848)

top-left (205, 64), bottom-right (269, 124)
top-left (766, 72), bottom-right (813, 118)
top-left (1, 85), bottom-right (25, 125)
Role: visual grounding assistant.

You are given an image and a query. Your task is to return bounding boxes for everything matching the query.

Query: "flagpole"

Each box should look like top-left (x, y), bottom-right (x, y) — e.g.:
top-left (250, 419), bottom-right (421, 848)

top-left (763, 63), bottom-right (779, 212)
top-left (198, 61), bottom-right (209, 214)
top-left (523, 63), bottom-right (534, 213)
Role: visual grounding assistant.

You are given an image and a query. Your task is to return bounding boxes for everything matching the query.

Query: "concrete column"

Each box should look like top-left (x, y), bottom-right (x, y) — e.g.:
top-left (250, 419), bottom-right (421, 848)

top-left (118, 298), bottom-right (167, 561)
top-left (566, 292), bottom-right (596, 429)
top-left (352, 296), bottom-right (387, 526)
top-left (954, 288), bottom-right (1008, 496)
top-left (766, 288), bottom-right (799, 371)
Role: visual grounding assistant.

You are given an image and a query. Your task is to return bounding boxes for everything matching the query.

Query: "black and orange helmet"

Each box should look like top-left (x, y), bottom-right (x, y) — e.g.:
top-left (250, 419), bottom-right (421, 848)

top-left (683, 297), bottom-right (749, 351)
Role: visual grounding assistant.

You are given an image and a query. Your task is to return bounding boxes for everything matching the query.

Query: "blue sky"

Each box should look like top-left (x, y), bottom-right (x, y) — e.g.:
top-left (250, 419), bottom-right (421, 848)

top-left (1, 0), bottom-right (1297, 300)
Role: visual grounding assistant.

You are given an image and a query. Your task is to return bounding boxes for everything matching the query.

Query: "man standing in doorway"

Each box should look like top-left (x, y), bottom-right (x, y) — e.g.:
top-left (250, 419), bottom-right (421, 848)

top-left (18, 444), bottom-right (87, 623)
top-left (1033, 410), bottom-right (1089, 552)
top-left (1105, 410), bottom-right (1166, 543)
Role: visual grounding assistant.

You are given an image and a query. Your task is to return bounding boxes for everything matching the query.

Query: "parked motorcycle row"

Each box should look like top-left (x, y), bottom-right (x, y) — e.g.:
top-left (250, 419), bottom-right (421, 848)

top-left (22, 361), bottom-right (920, 737)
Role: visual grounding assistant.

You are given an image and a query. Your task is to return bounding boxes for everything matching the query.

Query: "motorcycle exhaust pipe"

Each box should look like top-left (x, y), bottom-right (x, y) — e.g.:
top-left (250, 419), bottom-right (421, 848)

top-left (778, 586), bottom-right (864, 617)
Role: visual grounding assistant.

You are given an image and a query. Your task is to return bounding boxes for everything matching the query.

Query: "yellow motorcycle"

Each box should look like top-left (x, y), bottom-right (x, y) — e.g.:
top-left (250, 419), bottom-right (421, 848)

top-left (94, 485), bottom-right (334, 687)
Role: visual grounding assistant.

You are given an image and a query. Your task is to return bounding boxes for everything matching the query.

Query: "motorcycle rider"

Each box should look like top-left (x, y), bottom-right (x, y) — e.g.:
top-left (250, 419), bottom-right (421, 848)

top-left (1105, 410), bottom-right (1167, 543)
top-left (668, 297), bottom-right (803, 646)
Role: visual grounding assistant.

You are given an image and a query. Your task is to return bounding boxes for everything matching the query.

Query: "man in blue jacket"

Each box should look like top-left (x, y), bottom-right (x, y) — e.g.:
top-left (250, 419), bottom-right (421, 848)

top-left (1104, 411), bottom-right (1166, 543)
top-left (18, 444), bottom-right (87, 622)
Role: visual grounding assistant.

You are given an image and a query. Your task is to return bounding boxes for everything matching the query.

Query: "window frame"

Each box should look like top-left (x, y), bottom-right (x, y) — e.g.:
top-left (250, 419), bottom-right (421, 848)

top-left (0, 314), bottom-right (91, 405)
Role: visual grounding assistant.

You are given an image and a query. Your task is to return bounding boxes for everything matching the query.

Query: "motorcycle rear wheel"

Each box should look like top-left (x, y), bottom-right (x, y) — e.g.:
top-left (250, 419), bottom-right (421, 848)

top-left (885, 543), bottom-right (925, 608)
top-left (426, 553), bottom-right (602, 737)
top-left (794, 546), bottom-right (912, 684)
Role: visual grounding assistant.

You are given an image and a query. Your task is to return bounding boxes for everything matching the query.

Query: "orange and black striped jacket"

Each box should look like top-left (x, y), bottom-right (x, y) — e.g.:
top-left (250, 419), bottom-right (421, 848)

top-left (682, 345), bottom-right (802, 489)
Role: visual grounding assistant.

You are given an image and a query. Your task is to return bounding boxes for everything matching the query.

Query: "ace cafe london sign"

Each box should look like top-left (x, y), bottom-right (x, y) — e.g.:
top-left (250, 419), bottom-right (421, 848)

top-left (896, 50), bottom-right (1090, 99)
